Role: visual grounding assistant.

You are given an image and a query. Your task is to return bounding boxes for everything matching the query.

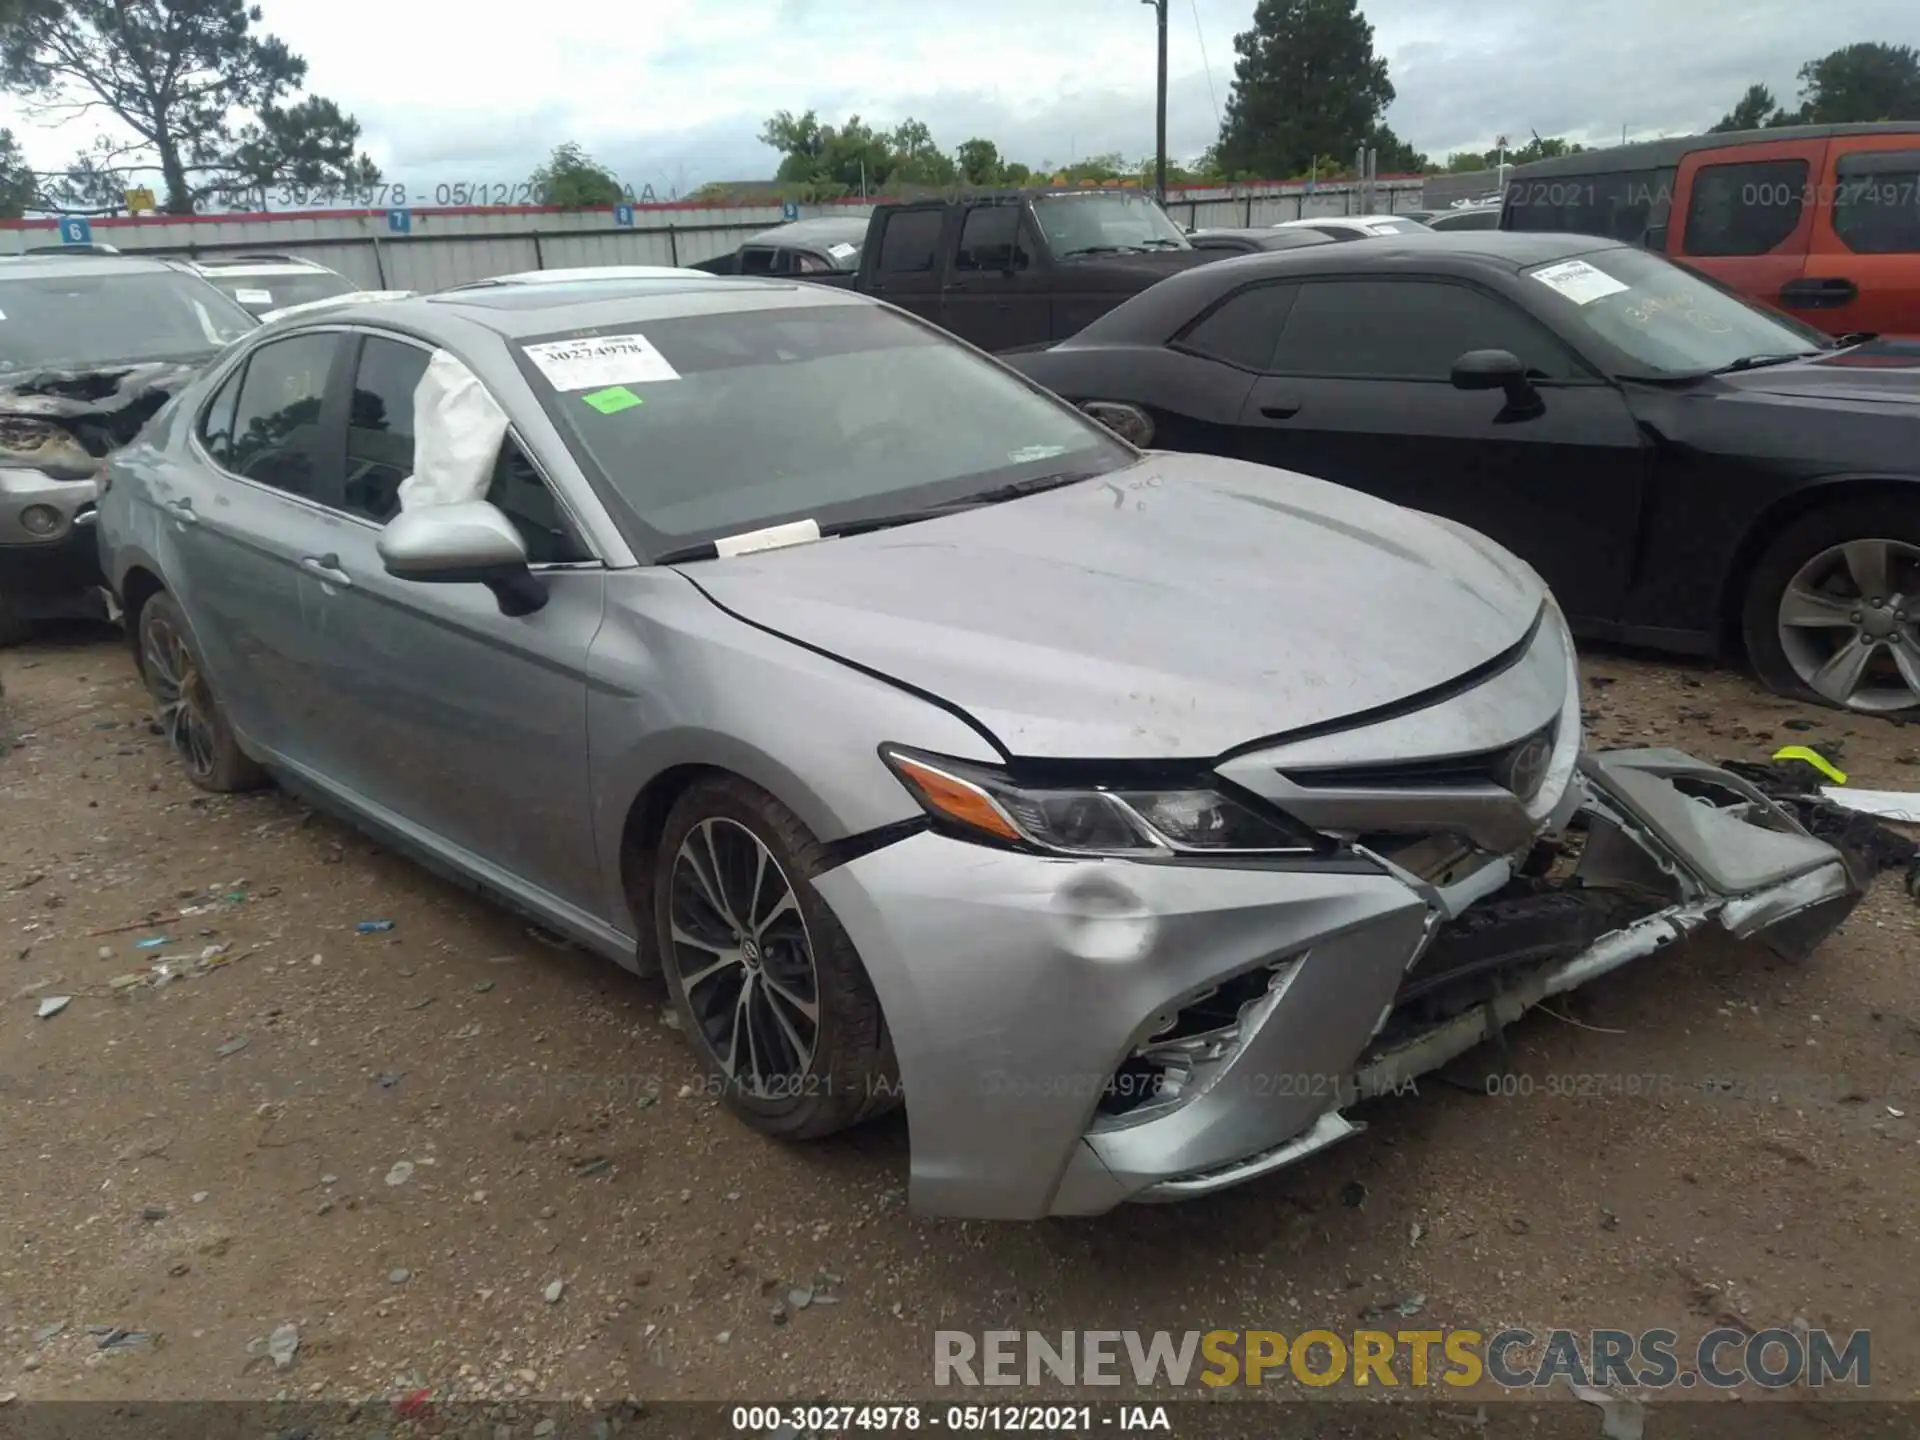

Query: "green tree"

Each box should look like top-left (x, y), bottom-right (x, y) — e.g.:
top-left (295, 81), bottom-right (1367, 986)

top-left (1793, 42), bottom-right (1920, 123)
top-left (528, 142), bottom-right (626, 207)
top-left (1365, 122), bottom-right (1427, 173)
top-left (1444, 150), bottom-right (1489, 172)
top-left (0, 127), bottom-right (36, 217)
top-left (0, 0), bottom-right (377, 214)
top-left (955, 137), bottom-right (1003, 186)
top-left (888, 118), bottom-right (956, 186)
top-left (1710, 82), bottom-right (1783, 132)
top-left (1215, 0), bottom-right (1394, 179)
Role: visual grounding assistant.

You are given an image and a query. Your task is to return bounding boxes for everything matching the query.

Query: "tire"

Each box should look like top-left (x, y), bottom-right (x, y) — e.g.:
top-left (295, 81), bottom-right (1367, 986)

top-left (136, 591), bottom-right (265, 793)
top-left (1741, 496), bottom-right (1920, 716)
top-left (653, 775), bottom-right (899, 1139)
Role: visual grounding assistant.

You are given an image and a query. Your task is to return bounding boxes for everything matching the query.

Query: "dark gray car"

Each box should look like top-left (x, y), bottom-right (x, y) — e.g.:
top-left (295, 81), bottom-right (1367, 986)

top-left (95, 275), bottom-right (1861, 1218)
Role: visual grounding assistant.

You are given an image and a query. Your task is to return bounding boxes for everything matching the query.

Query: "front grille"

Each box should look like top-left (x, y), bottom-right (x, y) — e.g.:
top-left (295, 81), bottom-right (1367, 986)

top-left (1283, 721), bottom-right (1557, 796)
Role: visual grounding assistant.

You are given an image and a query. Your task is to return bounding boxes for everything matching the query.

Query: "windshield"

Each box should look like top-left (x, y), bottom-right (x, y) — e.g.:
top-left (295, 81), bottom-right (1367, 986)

top-left (206, 269), bottom-right (356, 315)
top-left (516, 303), bottom-right (1132, 554)
top-left (1522, 246), bottom-right (1827, 376)
top-left (1032, 192), bottom-right (1191, 255)
top-left (0, 270), bottom-right (257, 372)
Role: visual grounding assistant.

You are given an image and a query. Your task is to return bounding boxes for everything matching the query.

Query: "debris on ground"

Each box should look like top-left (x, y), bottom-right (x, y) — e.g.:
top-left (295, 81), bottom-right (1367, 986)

top-left (356, 919), bottom-right (395, 933)
top-left (34, 994), bottom-right (70, 1019)
top-left (543, 1279), bottom-right (565, 1303)
top-left (90, 1326), bottom-right (153, 1353)
top-left (215, 1036), bottom-right (249, 1058)
top-left (265, 1322), bottom-right (298, 1371)
top-left (1567, 1383), bottom-right (1646, 1440)
top-left (384, 1161), bottom-right (414, 1187)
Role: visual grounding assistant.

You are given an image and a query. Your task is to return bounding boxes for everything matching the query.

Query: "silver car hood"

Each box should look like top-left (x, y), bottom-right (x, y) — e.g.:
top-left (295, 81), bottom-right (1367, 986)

top-left (681, 453), bottom-right (1546, 759)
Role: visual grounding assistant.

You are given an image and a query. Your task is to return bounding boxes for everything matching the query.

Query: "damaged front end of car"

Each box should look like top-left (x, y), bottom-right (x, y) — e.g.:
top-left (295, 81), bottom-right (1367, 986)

top-left (0, 362), bottom-right (198, 633)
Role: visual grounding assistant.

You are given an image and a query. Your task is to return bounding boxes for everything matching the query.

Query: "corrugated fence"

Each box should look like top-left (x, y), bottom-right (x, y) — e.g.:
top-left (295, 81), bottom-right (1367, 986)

top-left (0, 179), bottom-right (1427, 289)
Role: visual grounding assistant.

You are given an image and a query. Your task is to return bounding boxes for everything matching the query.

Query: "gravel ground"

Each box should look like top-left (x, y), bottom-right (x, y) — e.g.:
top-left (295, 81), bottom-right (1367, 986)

top-left (2, 624), bottom-right (1916, 1421)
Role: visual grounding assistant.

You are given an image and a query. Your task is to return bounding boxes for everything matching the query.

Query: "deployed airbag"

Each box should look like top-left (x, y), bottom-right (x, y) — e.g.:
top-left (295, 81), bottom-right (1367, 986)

top-left (399, 349), bottom-right (508, 509)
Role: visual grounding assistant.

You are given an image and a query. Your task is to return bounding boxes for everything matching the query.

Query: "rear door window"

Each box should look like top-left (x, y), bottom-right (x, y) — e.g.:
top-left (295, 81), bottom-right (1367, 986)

top-left (876, 208), bottom-right (943, 273)
top-left (224, 333), bottom-right (343, 500)
top-left (738, 247), bottom-right (778, 276)
top-left (1682, 159), bottom-right (1809, 256)
top-left (1507, 168), bottom-right (1671, 244)
top-left (1833, 151), bottom-right (1920, 254)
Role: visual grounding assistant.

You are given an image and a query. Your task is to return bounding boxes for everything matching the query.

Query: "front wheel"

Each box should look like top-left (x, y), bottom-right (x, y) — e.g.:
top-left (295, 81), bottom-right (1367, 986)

top-left (137, 591), bottom-right (265, 792)
top-left (654, 776), bottom-right (898, 1139)
top-left (1742, 498), bottom-right (1920, 715)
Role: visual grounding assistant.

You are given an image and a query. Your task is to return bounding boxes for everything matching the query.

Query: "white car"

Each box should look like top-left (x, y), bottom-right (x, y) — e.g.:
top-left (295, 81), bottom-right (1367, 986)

top-left (1273, 214), bottom-right (1432, 241)
top-left (190, 254), bottom-right (361, 316)
top-left (260, 290), bottom-right (416, 323)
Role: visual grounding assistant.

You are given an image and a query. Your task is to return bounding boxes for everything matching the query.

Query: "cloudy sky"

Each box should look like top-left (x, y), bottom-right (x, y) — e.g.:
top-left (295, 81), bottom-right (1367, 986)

top-left (6, 0), bottom-right (1920, 199)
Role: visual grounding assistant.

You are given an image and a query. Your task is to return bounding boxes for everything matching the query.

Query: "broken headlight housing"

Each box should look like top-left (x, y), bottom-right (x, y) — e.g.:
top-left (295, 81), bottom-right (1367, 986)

top-left (881, 746), bottom-right (1324, 857)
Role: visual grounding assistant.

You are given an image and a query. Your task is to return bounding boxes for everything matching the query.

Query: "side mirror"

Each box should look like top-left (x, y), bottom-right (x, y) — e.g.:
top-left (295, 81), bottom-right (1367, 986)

top-left (377, 501), bottom-right (548, 616)
top-left (1080, 400), bottom-right (1155, 447)
top-left (1450, 348), bottom-right (1541, 414)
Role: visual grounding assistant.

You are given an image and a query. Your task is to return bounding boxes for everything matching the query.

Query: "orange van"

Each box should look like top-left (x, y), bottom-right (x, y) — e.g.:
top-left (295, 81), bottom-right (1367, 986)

top-left (1501, 122), bottom-right (1920, 336)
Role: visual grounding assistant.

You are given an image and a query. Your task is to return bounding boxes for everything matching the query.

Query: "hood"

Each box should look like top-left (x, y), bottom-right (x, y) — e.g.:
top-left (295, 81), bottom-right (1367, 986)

top-left (0, 361), bottom-right (205, 478)
top-left (1715, 339), bottom-right (1920, 406)
top-left (1063, 249), bottom-right (1225, 289)
top-left (679, 452), bottom-right (1546, 759)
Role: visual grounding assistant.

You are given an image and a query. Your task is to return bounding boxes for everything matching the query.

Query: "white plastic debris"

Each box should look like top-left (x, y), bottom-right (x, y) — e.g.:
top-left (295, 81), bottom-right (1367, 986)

top-left (267, 1322), bottom-right (299, 1370)
top-left (35, 995), bottom-right (70, 1019)
top-left (1568, 1384), bottom-right (1646, 1440)
top-left (398, 349), bottom-right (510, 510)
top-left (384, 1160), bottom-right (415, 1187)
top-left (1819, 786), bottom-right (1920, 823)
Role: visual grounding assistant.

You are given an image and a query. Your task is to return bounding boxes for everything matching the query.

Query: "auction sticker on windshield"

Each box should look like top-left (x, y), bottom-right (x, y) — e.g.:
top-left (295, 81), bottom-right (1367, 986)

top-left (523, 334), bottom-right (680, 391)
top-left (1529, 259), bottom-right (1630, 306)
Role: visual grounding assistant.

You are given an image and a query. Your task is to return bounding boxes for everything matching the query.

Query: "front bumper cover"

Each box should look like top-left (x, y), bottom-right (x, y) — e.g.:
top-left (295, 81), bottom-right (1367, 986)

top-left (813, 747), bottom-right (1863, 1220)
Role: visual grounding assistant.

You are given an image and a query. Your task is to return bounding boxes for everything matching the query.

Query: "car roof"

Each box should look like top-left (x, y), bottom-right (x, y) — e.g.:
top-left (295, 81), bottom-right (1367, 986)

top-left (1511, 121), bottom-right (1920, 179)
top-left (1062, 231), bottom-right (1630, 346)
top-left (459, 264), bottom-right (709, 286)
top-left (0, 251), bottom-right (193, 281)
top-left (299, 275), bottom-right (864, 342)
top-left (1190, 227), bottom-right (1338, 247)
top-left (1275, 214), bottom-right (1422, 228)
top-left (742, 217), bottom-right (868, 249)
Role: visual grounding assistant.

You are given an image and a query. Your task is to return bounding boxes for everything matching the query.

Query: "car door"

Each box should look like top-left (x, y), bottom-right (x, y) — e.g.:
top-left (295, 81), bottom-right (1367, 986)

top-left (285, 331), bottom-right (608, 916)
top-left (941, 202), bottom-right (1052, 353)
top-left (863, 204), bottom-right (947, 326)
top-left (1805, 135), bottom-right (1920, 335)
top-left (1671, 138), bottom-right (1825, 318)
top-left (1232, 276), bottom-right (1650, 626)
top-left (158, 330), bottom-right (350, 763)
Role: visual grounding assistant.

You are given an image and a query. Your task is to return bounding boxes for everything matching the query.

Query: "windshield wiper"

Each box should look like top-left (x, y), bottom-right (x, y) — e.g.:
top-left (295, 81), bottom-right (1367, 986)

top-left (1056, 244), bottom-right (1144, 257)
top-left (656, 473), bottom-right (1097, 562)
top-left (1136, 238), bottom-right (1187, 249)
top-left (1715, 352), bottom-right (1811, 373)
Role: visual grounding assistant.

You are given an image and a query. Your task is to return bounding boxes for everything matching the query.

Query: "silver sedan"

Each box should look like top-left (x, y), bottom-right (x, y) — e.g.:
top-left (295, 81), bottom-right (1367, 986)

top-left (96, 276), bottom-right (1862, 1219)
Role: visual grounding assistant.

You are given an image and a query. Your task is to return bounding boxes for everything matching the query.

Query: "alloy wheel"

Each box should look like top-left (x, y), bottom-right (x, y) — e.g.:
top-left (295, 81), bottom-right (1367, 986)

top-left (142, 612), bottom-right (219, 781)
top-left (1775, 538), bottom-right (1920, 713)
top-left (668, 817), bottom-right (821, 1095)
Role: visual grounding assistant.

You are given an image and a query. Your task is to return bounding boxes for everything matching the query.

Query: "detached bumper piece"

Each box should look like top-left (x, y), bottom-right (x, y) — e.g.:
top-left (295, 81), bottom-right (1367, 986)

top-left (1349, 747), bottom-right (1863, 1114)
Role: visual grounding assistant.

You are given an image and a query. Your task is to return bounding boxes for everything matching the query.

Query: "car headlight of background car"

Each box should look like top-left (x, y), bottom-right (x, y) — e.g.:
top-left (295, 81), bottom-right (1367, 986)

top-left (881, 746), bottom-right (1324, 857)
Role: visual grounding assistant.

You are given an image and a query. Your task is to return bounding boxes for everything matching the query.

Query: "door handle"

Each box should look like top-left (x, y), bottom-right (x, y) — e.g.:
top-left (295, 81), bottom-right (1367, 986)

top-left (1779, 276), bottom-right (1857, 308)
top-left (300, 553), bottom-right (353, 587)
top-left (1259, 402), bottom-right (1302, 420)
top-left (163, 496), bottom-right (197, 525)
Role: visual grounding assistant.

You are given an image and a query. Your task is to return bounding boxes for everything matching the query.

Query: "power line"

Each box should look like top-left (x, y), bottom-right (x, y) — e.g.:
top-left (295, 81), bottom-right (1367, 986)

top-left (1191, 0), bottom-right (1221, 129)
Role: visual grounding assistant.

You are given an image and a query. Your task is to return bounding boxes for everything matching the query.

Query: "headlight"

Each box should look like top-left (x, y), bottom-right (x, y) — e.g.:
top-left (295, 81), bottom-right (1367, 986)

top-left (881, 746), bottom-right (1323, 857)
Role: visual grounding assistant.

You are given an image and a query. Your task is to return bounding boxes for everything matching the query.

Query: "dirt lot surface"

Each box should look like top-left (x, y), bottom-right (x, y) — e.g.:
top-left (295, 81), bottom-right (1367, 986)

top-left (2, 624), bottom-right (1917, 1427)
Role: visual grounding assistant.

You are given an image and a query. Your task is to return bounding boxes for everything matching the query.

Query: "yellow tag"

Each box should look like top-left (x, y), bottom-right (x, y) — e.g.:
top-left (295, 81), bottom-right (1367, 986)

top-left (1771, 744), bottom-right (1847, 786)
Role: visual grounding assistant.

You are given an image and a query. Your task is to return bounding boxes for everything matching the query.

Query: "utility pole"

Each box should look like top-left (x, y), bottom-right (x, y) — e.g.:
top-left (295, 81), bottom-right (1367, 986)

top-left (1143, 0), bottom-right (1168, 202)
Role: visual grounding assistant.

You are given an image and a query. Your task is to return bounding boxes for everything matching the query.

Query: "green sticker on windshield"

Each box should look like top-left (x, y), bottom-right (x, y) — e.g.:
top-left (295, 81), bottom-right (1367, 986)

top-left (583, 385), bottom-right (643, 415)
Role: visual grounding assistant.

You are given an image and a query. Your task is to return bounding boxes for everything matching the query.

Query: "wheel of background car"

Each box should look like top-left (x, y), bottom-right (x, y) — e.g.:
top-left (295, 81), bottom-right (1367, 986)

top-left (136, 592), bottom-right (266, 792)
top-left (1741, 497), bottom-right (1920, 715)
top-left (653, 775), bottom-right (899, 1139)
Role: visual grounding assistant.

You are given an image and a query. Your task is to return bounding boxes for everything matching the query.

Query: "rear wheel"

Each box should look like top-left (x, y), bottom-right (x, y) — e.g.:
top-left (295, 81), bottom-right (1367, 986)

top-left (1742, 498), bottom-right (1920, 715)
top-left (653, 776), bottom-right (898, 1139)
top-left (137, 591), bottom-right (264, 792)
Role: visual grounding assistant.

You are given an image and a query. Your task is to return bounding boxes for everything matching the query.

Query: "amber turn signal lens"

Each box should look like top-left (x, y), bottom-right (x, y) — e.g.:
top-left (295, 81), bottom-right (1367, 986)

top-left (889, 755), bottom-right (1024, 844)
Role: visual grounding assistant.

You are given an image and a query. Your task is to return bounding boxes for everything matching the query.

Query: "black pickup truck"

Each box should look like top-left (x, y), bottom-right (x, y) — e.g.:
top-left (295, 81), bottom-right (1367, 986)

top-left (726, 189), bottom-right (1221, 352)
